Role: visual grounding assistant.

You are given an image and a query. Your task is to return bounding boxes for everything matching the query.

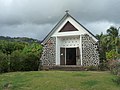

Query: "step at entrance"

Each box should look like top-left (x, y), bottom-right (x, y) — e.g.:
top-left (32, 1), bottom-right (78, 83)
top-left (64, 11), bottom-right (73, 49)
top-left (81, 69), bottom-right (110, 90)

top-left (42, 65), bottom-right (86, 71)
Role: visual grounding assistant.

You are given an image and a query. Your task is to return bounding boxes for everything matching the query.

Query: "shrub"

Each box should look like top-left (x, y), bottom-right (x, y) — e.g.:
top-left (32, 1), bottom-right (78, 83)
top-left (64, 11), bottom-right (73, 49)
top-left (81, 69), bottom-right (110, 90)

top-left (98, 62), bottom-right (109, 71)
top-left (21, 53), bottom-right (39, 71)
top-left (0, 52), bottom-right (9, 73)
top-left (109, 60), bottom-right (120, 85)
top-left (10, 50), bottom-right (24, 71)
top-left (109, 60), bottom-right (120, 76)
top-left (10, 51), bottom-right (40, 71)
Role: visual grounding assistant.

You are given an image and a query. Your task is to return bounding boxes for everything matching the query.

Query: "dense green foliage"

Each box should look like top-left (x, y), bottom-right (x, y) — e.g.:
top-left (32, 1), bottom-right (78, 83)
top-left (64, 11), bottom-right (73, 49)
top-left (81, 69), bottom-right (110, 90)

top-left (0, 71), bottom-right (119, 90)
top-left (0, 52), bottom-right (9, 73)
top-left (96, 26), bottom-right (120, 70)
top-left (96, 26), bottom-right (120, 85)
top-left (0, 40), bottom-right (43, 73)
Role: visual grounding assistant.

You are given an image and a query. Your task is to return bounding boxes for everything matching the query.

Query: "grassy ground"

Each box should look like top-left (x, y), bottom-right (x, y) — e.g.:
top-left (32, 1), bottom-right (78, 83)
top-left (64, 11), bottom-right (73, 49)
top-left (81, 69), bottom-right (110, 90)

top-left (0, 71), bottom-right (119, 90)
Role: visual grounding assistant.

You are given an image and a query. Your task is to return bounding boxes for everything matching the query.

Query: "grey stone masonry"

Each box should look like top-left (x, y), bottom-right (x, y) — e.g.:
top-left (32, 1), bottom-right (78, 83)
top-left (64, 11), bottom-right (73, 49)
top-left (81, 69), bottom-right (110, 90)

top-left (82, 34), bottom-right (99, 66)
top-left (40, 37), bottom-right (56, 66)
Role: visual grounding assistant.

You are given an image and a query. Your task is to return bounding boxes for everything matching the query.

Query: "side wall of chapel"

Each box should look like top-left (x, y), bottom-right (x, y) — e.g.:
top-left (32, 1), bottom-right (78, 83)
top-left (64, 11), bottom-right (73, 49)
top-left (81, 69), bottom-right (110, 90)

top-left (82, 34), bottom-right (99, 66)
top-left (40, 37), bottom-right (56, 66)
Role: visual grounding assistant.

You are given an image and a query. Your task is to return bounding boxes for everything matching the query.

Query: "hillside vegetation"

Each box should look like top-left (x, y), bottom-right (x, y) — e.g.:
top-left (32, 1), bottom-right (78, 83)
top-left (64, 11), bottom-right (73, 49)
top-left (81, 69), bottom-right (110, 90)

top-left (0, 36), bottom-right (41, 43)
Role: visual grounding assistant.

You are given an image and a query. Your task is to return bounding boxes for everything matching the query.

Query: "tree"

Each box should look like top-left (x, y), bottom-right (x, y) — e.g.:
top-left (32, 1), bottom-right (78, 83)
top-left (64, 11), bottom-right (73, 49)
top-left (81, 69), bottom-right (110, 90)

top-left (96, 33), bottom-right (107, 62)
top-left (107, 26), bottom-right (120, 53)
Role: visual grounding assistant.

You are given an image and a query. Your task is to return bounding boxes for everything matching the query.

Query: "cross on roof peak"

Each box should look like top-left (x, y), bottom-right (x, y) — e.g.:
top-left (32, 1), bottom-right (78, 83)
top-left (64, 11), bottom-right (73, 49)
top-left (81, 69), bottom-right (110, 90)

top-left (65, 10), bottom-right (69, 13)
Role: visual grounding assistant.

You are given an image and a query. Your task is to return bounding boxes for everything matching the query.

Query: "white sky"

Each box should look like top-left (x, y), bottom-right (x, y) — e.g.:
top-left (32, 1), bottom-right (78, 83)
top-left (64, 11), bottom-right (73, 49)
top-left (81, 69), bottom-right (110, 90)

top-left (0, 0), bottom-right (120, 40)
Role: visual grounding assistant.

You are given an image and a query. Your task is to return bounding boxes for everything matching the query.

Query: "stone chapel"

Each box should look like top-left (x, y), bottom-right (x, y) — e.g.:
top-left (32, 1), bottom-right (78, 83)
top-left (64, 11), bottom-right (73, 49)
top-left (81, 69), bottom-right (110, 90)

top-left (40, 12), bottom-right (99, 67)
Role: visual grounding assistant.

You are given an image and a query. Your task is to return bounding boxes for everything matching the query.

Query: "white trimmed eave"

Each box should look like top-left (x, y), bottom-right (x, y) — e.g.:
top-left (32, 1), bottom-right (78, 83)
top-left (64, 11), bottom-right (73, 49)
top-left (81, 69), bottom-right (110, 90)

top-left (52, 31), bottom-right (80, 37)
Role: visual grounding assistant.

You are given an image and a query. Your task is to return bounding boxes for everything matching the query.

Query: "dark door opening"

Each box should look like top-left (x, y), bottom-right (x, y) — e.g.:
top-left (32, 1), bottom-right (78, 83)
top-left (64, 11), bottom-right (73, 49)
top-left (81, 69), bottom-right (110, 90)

top-left (66, 48), bottom-right (76, 65)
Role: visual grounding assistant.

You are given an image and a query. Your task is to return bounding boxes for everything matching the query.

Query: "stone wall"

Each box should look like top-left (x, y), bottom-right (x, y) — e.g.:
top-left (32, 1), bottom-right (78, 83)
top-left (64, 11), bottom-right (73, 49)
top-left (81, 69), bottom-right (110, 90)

top-left (82, 34), bottom-right (99, 66)
top-left (40, 34), bottom-right (99, 67)
top-left (40, 37), bottom-right (56, 66)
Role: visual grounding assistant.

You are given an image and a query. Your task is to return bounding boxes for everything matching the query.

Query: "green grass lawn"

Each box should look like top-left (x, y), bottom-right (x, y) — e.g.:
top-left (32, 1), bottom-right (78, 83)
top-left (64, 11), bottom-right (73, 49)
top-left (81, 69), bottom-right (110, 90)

top-left (0, 71), bottom-right (119, 90)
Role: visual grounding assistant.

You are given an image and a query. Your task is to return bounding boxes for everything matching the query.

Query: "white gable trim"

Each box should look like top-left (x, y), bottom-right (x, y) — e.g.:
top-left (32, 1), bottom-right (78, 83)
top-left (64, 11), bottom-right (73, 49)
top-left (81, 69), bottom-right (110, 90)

top-left (52, 16), bottom-right (98, 42)
top-left (42, 13), bottom-right (98, 45)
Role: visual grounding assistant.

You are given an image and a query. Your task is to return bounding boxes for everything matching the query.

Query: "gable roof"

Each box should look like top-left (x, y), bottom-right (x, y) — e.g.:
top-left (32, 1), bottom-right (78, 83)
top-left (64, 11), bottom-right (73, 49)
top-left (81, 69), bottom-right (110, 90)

top-left (42, 13), bottom-right (98, 45)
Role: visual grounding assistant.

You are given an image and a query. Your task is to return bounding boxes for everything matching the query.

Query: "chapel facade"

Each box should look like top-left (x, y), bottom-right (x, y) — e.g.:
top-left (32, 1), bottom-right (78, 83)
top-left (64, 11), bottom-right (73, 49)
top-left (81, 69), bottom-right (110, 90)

top-left (40, 12), bottom-right (99, 67)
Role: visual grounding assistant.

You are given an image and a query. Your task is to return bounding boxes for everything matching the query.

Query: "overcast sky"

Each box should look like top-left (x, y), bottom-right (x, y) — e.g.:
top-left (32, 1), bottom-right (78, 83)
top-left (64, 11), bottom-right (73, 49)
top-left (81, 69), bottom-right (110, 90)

top-left (0, 0), bottom-right (120, 40)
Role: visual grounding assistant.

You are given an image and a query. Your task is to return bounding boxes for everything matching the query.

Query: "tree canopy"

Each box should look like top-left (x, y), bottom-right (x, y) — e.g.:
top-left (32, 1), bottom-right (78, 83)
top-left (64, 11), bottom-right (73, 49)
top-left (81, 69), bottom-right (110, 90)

top-left (96, 26), bottom-right (120, 62)
top-left (0, 39), bottom-right (43, 73)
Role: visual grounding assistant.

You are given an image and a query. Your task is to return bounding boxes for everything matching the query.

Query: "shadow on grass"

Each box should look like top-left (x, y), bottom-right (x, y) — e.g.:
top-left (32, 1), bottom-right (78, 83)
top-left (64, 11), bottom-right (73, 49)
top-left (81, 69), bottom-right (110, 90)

top-left (81, 80), bottom-right (99, 88)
